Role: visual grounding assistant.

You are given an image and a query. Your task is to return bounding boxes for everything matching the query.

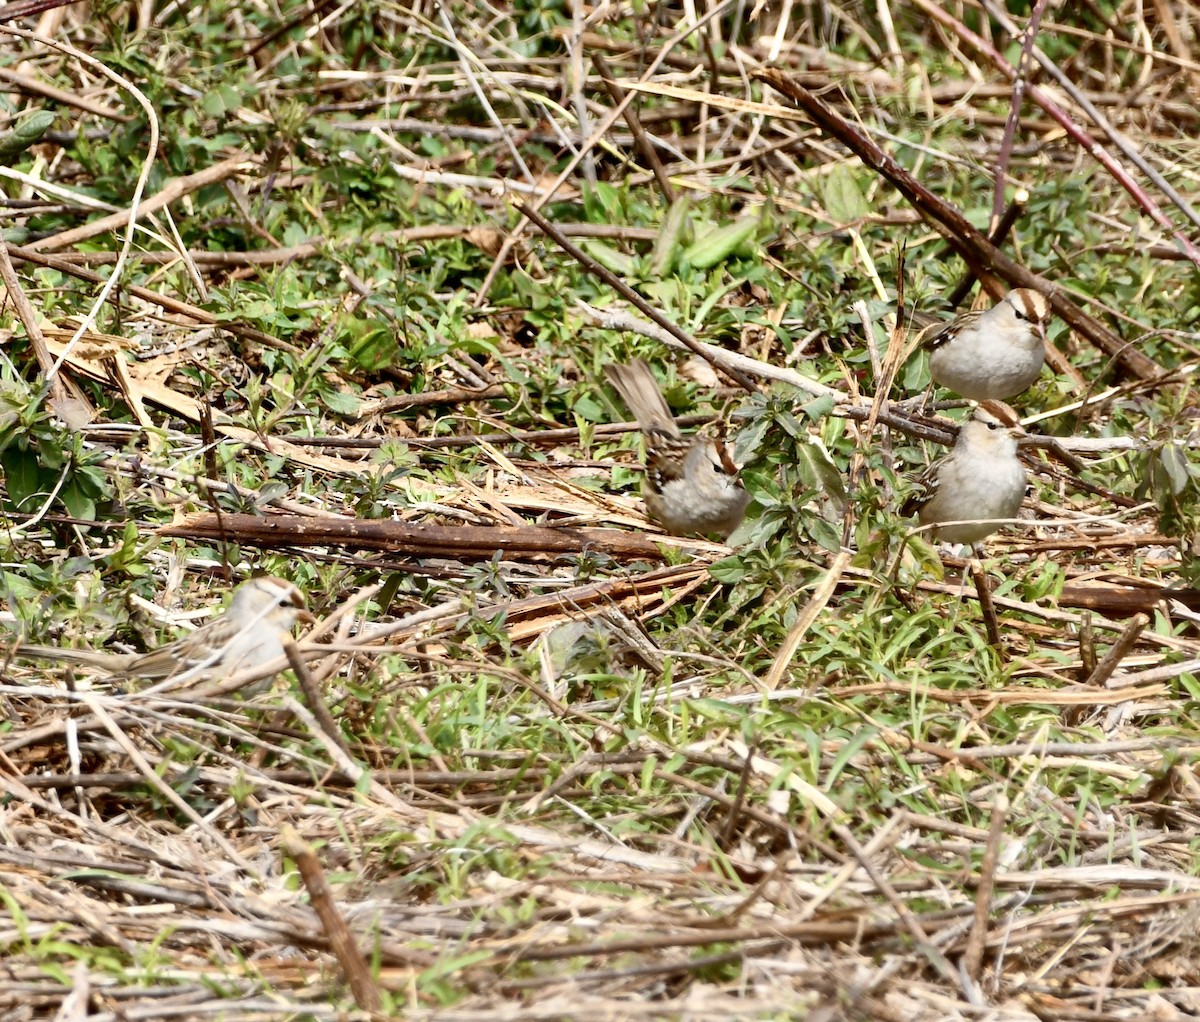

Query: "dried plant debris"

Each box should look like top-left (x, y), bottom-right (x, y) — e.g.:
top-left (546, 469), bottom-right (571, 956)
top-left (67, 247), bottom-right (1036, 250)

top-left (0, 1), bottom-right (1197, 1020)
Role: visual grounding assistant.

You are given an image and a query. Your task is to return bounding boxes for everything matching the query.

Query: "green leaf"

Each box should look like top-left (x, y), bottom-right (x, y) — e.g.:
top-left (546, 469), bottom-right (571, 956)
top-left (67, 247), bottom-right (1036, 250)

top-left (201, 82), bottom-right (241, 117)
top-left (774, 409), bottom-right (807, 439)
top-left (708, 555), bottom-right (747, 583)
top-left (732, 414), bottom-right (771, 462)
top-left (570, 393), bottom-right (607, 424)
top-left (1178, 671), bottom-right (1200, 700)
top-left (800, 394), bottom-right (837, 421)
top-left (807, 516), bottom-right (842, 553)
top-left (344, 318), bottom-right (398, 372)
top-left (580, 239), bottom-right (635, 276)
top-left (794, 438), bottom-right (847, 508)
top-left (1159, 445), bottom-right (1189, 496)
top-left (2, 448), bottom-right (41, 510)
top-left (826, 726), bottom-right (878, 788)
top-left (649, 195), bottom-right (692, 277)
top-left (582, 181), bottom-right (623, 223)
top-left (681, 216), bottom-right (760, 270)
top-left (322, 389), bottom-right (359, 415)
top-left (58, 481), bottom-right (95, 522)
top-left (821, 164), bottom-right (870, 223)
top-left (0, 110), bottom-right (55, 161)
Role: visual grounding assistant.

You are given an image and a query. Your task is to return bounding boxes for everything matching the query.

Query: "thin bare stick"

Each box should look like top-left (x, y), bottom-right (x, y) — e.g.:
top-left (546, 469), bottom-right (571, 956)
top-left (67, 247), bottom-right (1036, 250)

top-left (26, 156), bottom-right (253, 254)
top-left (946, 189), bottom-right (1028, 309)
top-left (280, 824), bottom-right (382, 1012)
top-left (753, 67), bottom-right (1161, 381)
top-left (518, 201), bottom-right (757, 391)
top-left (0, 242), bottom-right (69, 412)
top-left (567, 3), bottom-right (596, 188)
top-left (474, 0), bottom-right (737, 303)
top-left (591, 52), bottom-right (675, 203)
top-left (990, 0), bottom-right (1048, 229)
top-left (0, 65), bottom-right (129, 121)
top-left (0, 0), bottom-right (77, 26)
top-left (717, 743), bottom-right (759, 850)
top-left (577, 301), bottom-right (836, 397)
top-left (0, 23), bottom-right (161, 393)
top-left (1079, 611), bottom-right (1097, 678)
top-left (764, 549), bottom-right (852, 691)
top-left (964, 792), bottom-right (1009, 981)
top-left (284, 639), bottom-right (354, 762)
top-left (1085, 612), bottom-right (1150, 687)
top-left (970, 560), bottom-right (1003, 650)
top-left (915, 0), bottom-right (1200, 268)
top-left (985, 0), bottom-right (1200, 238)
top-left (7, 243), bottom-right (291, 350)
top-left (830, 821), bottom-right (963, 992)
top-left (355, 384), bottom-right (508, 418)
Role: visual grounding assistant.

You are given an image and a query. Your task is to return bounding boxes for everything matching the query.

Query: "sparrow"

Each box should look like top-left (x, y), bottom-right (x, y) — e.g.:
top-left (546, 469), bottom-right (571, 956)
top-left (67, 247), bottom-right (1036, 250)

top-left (604, 359), bottom-right (749, 539)
top-left (900, 419), bottom-right (1027, 544)
top-left (926, 288), bottom-right (1050, 401)
top-left (14, 576), bottom-right (314, 685)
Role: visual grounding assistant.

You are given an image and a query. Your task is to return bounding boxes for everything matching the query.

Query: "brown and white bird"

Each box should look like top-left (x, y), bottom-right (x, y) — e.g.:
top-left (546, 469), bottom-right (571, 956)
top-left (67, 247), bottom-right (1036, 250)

top-left (605, 359), bottom-right (749, 539)
top-left (14, 576), bottom-right (313, 686)
top-left (926, 288), bottom-right (1050, 401)
top-left (900, 419), bottom-right (1027, 545)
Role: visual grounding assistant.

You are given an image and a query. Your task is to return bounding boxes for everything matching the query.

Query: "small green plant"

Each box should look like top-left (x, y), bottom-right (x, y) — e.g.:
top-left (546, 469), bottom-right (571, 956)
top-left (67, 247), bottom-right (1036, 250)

top-left (0, 376), bottom-right (112, 521)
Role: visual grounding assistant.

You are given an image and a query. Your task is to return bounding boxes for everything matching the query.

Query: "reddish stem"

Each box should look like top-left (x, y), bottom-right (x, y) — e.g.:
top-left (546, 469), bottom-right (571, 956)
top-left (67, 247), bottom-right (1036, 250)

top-left (913, 0), bottom-right (1200, 271)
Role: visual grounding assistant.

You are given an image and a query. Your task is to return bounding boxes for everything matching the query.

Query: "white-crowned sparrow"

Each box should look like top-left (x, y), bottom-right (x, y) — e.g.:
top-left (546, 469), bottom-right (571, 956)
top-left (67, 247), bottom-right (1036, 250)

top-left (14, 576), bottom-right (313, 685)
top-left (900, 419), bottom-right (1027, 544)
top-left (605, 359), bottom-right (749, 539)
top-left (926, 288), bottom-right (1050, 401)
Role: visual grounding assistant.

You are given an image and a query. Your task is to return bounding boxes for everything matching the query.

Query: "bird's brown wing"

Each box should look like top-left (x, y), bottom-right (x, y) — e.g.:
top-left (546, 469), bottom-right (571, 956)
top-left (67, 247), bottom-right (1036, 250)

top-left (923, 309), bottom-right (982, 352)
top-left (899, 461), bottom-right (941, 519)
top-left (113, 627), bottom-right (226, 680)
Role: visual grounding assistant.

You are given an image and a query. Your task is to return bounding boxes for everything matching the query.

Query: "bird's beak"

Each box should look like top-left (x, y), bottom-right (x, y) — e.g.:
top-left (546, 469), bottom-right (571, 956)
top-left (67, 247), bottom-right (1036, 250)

top-left (295, 609), bottom-right (317, 627)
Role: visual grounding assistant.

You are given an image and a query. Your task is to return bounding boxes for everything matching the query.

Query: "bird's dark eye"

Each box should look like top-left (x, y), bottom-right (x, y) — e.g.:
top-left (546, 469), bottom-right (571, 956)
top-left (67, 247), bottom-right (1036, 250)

top-left (986, 422), bottom-right (1001, 430)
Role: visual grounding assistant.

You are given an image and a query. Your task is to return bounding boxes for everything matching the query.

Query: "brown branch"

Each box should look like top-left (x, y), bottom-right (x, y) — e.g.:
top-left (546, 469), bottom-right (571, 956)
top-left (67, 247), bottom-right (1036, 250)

top-left (283, 639), bottom-right (356, 763)
top-left (288, 413), bottom-right (715, 450)
top-left (354, 384), bottom-right (508, 417)
top-left (25, 156), bottom-right (256, 253)
top-left (20, 223), bottom-right (654, 267)
top-left (591, 52), bottom-right (675, 203)
top-left (964, 792), bottom-right (1009, 981)
top-left (0, 242), bottom-right (69, 411)
top-left (970, 560), bottom-right (1003, 650)
top-left (753, 68), bottom-right (1161, 381)
top-left (0, 0), bottom-right (79, 25)
top-left (947, 190), bottom-right (1028, 310)
top-left (280, 825), bottom-right (382, 1012)
top-left (0, 65), bottom-right (129, 122)
top-left (516, 200), bottom-right (758, 391)
top-left (160, 512), bottom-right (686, 561)
top-left (1058, 586), bottom-right (1173, 618)
top-left (1084, 612), bottom-right (1150, 686)
top-left (918, 0), bottom-right (1200, 266)
top-left (990, 0), bottom-right (1048, 230)
top-left (7, 243), bottom-right (293, 350)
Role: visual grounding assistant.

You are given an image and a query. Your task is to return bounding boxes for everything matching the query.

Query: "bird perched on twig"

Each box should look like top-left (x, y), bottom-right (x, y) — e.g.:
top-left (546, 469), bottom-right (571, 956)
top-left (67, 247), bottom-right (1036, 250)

top-left (925, 288), bottom-right (1050, 401)
top-left (901, 419), bottom-right (1027, 545)
top-left (605, 359), bottom-right (749, 539)
top-left (13, 576), bottom-right (314, 687)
